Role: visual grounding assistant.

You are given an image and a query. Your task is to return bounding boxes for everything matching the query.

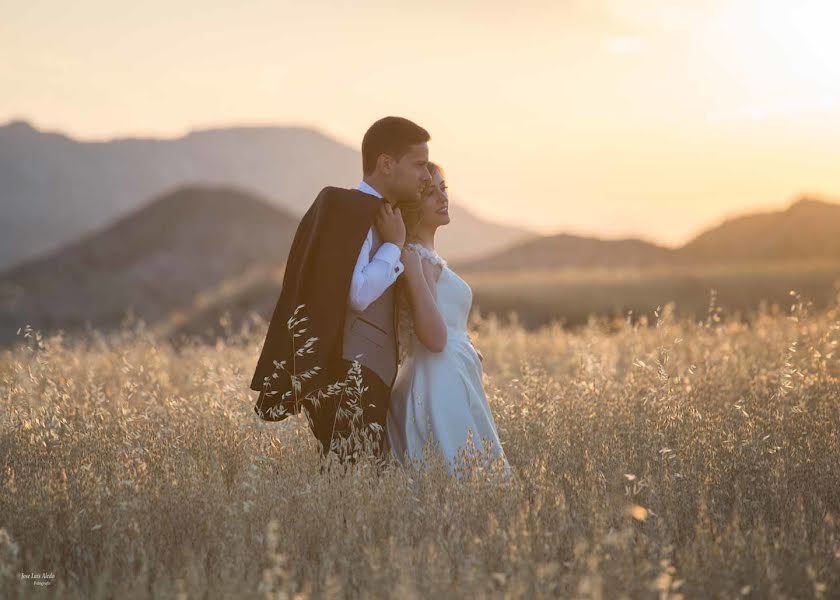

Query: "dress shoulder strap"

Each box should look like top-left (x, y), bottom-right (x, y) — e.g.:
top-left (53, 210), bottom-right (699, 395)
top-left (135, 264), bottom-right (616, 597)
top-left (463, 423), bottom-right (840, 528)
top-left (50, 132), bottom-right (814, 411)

top-left (406, 242), bottom-right (447, 269)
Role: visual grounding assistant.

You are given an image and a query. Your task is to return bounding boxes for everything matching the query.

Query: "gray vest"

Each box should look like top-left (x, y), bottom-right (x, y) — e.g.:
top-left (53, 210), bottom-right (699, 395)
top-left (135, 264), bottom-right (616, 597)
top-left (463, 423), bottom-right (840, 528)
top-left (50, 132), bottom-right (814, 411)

top-left (342, 227), bottom-right (399, 387)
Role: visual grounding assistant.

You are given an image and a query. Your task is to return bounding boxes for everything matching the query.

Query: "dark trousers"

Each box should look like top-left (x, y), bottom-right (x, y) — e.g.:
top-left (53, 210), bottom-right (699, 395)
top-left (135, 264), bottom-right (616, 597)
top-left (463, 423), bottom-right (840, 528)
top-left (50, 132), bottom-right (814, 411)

top-left (310, 358), bottom-right (392, 465)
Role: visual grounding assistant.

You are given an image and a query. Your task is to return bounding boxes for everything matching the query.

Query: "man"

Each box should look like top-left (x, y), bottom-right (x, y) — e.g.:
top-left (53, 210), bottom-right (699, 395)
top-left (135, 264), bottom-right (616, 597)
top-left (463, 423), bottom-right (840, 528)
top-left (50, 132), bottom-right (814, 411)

top-left (250, 116), bottom-right (432, 462)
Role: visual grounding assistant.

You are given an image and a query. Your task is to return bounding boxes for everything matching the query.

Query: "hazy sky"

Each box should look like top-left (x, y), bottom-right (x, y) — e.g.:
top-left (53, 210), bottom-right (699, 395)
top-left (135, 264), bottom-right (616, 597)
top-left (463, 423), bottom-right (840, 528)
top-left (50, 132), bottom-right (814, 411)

top-left (3, 0), bottom-right (840, 246)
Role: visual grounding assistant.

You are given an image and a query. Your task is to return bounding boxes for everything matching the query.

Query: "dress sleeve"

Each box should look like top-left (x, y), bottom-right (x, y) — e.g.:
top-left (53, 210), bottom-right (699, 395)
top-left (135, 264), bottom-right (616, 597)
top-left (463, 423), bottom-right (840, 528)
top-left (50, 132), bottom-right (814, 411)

top-left (408, 243), bottom-right (447, 270)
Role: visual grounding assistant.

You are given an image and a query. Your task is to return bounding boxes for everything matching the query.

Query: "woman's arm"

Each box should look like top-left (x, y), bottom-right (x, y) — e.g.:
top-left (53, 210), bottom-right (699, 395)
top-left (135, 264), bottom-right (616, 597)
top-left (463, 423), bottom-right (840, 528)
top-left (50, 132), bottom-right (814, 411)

top-left (401, 248), bottom-right (448, 352)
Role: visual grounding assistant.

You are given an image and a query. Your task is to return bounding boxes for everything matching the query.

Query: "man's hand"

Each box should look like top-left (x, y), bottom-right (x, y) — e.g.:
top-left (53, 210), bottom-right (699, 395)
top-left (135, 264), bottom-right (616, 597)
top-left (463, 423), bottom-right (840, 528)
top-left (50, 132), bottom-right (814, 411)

top-left (375, 202), bottom-right (406, 248)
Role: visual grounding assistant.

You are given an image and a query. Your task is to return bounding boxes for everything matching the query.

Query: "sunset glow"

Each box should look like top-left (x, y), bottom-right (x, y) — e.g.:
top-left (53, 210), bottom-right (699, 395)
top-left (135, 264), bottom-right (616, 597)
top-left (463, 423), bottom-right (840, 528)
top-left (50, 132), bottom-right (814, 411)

top-left (2, 0), bottom-right (839, 245)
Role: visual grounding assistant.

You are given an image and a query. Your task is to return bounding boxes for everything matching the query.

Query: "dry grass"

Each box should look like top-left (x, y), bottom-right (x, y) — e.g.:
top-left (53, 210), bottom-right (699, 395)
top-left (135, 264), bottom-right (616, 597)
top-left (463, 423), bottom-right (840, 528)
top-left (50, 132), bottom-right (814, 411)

top-left (1, 290), bottom-right (839, 598)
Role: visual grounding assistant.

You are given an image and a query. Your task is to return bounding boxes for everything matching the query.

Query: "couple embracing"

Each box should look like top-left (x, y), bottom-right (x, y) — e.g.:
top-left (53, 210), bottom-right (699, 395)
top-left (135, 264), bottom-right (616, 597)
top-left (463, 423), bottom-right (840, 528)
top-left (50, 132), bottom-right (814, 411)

top-left (250, 116), bottom-right (510, 478)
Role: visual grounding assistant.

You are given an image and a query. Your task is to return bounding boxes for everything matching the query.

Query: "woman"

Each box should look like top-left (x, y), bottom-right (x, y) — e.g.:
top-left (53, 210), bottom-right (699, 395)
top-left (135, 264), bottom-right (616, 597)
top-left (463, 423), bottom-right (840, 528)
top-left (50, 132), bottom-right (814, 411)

top-left (386, 162), bottom-right (511, 478)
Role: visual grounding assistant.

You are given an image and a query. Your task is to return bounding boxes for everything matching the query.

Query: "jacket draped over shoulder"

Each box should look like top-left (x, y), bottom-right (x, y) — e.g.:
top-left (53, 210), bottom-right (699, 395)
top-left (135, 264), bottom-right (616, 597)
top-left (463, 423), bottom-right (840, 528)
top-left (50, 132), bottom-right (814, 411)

top-left (251, 186), bottom-right (382, 422)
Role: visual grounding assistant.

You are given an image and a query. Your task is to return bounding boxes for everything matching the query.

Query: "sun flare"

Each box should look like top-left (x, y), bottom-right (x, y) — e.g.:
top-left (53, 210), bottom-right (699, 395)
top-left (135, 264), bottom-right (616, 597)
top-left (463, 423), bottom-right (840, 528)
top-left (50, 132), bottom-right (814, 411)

top-left (749, 0), bottom-right (840, 89)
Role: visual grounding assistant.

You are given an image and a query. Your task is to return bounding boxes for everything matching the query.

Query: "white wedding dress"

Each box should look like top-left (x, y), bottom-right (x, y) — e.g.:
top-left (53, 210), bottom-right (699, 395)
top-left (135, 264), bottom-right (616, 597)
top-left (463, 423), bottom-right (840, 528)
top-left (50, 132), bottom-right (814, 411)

top-left (387, 243), bottom-right (511, 478)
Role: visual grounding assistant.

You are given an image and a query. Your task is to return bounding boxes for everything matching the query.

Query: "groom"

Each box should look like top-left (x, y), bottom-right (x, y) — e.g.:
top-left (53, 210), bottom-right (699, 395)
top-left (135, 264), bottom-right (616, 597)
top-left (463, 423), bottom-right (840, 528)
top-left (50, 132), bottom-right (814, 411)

top-left (250, 116), bottom-right (432, 461)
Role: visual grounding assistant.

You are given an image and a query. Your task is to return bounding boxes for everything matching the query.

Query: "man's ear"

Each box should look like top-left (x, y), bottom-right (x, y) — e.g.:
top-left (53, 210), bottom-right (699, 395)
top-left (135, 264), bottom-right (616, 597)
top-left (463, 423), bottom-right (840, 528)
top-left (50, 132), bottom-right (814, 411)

top-left (377, 153), bottom-right (393, 175)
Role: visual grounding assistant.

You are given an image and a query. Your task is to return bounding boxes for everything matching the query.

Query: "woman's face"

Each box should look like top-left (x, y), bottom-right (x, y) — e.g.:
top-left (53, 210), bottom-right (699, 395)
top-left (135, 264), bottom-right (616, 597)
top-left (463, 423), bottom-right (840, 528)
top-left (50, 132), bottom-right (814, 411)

top-left (417, 170), bottom-right (450, 230)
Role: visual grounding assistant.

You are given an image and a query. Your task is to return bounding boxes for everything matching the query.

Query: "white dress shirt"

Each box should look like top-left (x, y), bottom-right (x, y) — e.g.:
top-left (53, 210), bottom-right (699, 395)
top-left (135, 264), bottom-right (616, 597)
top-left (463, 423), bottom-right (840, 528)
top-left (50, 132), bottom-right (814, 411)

top-left (348, 181), bottom-right (405, 312)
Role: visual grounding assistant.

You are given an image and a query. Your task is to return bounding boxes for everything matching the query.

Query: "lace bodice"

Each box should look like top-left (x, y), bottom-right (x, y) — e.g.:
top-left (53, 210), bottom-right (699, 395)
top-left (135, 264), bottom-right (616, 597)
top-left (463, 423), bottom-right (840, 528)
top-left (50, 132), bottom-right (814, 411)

top-left (408, 243), bottom-right (447, 270)
top-left (397, 242), bottom-right (474, 362)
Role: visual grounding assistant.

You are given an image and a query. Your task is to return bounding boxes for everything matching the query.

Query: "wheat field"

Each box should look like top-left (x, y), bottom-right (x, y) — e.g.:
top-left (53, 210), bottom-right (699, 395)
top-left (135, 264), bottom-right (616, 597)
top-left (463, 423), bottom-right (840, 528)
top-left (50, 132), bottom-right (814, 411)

top-left (1, 290), bottom-right (839, 599)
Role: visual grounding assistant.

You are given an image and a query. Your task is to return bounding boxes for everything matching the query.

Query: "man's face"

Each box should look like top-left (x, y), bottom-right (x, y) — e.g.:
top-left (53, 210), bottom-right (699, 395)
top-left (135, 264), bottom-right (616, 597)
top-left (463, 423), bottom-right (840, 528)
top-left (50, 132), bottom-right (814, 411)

top-left (387, 142), bottom-right (431, 205)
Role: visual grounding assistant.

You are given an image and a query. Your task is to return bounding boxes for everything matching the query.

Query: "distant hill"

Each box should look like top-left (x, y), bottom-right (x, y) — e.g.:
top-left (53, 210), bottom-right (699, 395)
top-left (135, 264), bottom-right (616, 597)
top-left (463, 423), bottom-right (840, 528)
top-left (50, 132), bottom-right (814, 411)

top-left (0, 185), bottom-right (298, 344)
top-left (0, 119), bottom-right (534, 270)
top-left (455, 234), bottom-right (676, 272)
top-left (458, 196), bottom-right (840, 272)
top-left (434, 203), bottom-right (535, 261)
top-left (677, 197), bottom-right (840, 262)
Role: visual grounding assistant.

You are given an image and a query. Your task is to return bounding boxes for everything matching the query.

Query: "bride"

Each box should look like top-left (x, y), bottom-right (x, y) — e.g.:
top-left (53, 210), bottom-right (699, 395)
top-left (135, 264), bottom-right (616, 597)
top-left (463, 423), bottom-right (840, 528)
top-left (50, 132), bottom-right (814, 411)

top-left (386, 161), bottom-right (511, 478)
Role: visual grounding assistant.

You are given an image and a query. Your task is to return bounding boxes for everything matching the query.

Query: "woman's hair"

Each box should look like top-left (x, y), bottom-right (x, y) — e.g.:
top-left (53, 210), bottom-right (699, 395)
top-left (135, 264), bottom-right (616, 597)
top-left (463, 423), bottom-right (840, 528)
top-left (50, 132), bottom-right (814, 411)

top-left (399, 161), bottom-right (444, 237)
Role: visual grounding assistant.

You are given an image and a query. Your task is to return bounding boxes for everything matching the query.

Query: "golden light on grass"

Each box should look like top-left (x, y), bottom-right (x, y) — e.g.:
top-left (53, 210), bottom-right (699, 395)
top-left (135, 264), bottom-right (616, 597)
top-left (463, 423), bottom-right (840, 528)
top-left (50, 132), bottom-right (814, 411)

top-left (2, 289), bottom-right (839, 596)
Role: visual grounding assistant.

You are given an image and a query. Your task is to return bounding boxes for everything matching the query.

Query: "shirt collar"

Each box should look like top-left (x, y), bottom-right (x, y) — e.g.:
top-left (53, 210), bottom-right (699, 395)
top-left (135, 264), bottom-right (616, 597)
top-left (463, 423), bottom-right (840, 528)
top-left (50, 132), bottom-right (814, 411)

top-left (357, 180), bottom-right (384, 199)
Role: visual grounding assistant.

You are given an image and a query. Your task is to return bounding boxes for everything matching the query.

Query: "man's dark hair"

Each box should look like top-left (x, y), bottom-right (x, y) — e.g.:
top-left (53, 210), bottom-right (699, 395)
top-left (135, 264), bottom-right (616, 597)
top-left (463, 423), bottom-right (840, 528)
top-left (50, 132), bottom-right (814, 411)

top-left (362, 116), bottom-right (430, 176)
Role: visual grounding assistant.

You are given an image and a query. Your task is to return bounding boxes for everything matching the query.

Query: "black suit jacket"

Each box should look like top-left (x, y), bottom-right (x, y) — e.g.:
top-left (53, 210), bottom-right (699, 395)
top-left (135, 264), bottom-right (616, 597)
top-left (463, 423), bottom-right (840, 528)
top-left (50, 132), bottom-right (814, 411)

top-left (251, 186), bottom-right (385, 423)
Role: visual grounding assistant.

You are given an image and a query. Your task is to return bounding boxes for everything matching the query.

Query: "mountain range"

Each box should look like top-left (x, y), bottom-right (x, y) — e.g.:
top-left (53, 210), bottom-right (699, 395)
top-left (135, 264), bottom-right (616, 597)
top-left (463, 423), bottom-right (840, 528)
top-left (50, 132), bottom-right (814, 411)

top-left (5, 185), bottom-right (836, 345)
top-left (455, 196), bottom-right (840, 272)
top-left (0, 119), bottom-right (534, 272)
top-left (2, 118), bottom-right (839, 344)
